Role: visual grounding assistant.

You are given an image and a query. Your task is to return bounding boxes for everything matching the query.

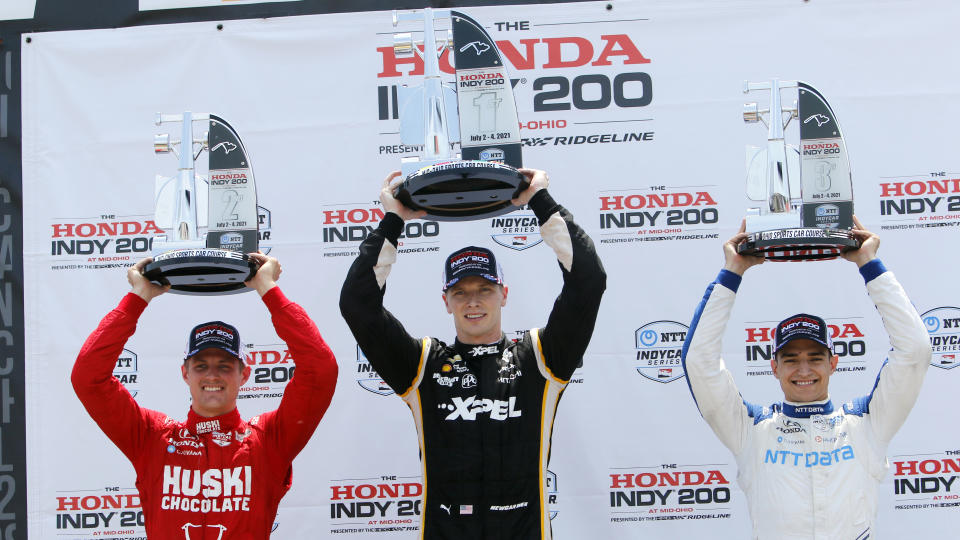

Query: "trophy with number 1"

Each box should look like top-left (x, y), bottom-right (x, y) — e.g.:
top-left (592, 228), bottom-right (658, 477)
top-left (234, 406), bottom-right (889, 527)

top-left (390, 8), bottom-right (528, 221)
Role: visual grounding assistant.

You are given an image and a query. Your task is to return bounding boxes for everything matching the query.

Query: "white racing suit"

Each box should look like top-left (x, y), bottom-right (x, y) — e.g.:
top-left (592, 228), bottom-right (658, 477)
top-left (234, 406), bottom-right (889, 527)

top-left (681, 260), bottom-right (931, 539)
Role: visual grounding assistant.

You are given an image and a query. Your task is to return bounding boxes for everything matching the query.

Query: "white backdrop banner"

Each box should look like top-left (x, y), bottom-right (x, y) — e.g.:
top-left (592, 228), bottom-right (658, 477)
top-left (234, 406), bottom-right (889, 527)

top-left (20, 1), bottom-right (960, 538)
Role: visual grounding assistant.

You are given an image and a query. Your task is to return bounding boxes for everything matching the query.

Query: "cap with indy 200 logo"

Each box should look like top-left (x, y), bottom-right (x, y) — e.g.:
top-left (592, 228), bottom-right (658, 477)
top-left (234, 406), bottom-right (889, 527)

top-left (442, 246), bottom-right (505, 291)
top-left (774, 313), bottom-right (833, 353)
top-left (184, 321), bottom-right (242, 361)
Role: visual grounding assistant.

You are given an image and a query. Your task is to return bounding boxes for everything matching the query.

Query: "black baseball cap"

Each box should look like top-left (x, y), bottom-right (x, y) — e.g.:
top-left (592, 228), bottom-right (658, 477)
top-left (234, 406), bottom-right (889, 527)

top-left (773, 313), bottom-right (833, 354)
top-left (184, 321), bottom-right (243, 361)
top-left (442, 246), bottom-right (505, 290)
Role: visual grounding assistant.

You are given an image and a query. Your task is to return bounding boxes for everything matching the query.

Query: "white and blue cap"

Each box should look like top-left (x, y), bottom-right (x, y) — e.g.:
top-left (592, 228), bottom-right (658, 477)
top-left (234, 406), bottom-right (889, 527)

top-left (442, 246), bottom-right (505, 290)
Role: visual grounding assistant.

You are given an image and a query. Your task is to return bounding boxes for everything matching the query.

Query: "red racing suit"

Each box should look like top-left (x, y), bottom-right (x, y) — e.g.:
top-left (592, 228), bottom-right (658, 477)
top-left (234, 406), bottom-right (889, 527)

top-left (72, 288), bottom-right (338, 540)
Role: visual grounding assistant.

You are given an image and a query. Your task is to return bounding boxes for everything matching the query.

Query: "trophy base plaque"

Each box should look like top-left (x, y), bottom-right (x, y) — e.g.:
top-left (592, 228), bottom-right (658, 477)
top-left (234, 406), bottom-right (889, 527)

top-left (396, 161), bottom-right (529, 221)
top-left (144, 249), bottom-right (258, 295)
top-left (737, 228), bottom-right (861, 261)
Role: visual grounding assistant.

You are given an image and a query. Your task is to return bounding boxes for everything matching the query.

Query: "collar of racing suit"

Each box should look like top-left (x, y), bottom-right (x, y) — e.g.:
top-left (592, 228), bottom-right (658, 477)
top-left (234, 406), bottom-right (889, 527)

top-left (780, 398), bottom-right (835, 418)
top-left (453, 334), bottom-right (509, 359)
top-left (186, 407), bottom-right (242, 435)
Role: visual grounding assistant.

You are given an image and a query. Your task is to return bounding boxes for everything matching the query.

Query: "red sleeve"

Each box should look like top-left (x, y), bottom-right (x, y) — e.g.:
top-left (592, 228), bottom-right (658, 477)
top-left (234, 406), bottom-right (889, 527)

top-left (261, 287), bottom-right (338, 462)
top-left (71, 293), bottom-right (170, 462)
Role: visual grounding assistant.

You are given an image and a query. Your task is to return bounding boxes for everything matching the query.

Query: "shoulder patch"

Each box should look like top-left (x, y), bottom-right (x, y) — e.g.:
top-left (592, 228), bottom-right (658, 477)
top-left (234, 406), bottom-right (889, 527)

top-left (843, 397), bottom-right (870, 417)
top-left (746, 401), bottom-right (775, 425)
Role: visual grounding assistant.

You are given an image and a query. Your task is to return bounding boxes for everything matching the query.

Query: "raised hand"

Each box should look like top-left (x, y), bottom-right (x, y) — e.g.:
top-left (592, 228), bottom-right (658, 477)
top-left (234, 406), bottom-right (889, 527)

top-left (380, 171), bottom-right (427, 222)
top-left (129, 258), bottom-right (170, 302)
top-left (840, 215), bottom-right (879, 267)
top-left (723, 220), bottom-right (765, 276)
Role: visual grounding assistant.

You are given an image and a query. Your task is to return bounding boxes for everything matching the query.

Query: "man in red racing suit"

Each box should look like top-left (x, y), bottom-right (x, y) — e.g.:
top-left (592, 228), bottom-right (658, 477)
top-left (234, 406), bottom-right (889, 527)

top-left (72, 253), bottom-right (338, 539)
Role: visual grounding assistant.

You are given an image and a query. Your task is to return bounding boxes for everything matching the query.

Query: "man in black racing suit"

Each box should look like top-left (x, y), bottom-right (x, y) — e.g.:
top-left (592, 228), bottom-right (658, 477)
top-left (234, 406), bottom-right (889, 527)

top-left (340, 168), bottom-right (605, 540)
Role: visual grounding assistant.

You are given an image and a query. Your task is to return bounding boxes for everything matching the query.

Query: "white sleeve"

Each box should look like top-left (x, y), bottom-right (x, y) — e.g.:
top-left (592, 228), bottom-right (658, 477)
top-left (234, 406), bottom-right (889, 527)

top-left (682, 271), bottom-right (754, 455)
top-left (851, 264), bottom-right (931, 445)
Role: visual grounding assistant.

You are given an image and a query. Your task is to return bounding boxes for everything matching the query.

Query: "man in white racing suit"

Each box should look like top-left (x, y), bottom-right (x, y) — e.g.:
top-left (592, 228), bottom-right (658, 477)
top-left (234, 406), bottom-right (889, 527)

top-left (681, 219), bottom-right (931, 539)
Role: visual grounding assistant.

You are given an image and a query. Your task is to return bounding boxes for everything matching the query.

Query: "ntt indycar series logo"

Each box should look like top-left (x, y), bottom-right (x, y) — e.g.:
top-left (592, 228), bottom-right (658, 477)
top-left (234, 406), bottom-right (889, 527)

top-left (891, 452), bottom-right (960, 511)
top-left (256, 205), bottom-right (273, 254)
top-left (634, 321), bottom-right (687, 383)
top-left (489, 211), bottom-right (542, 251)
top-left (329, 475), bottom-right (422, 535)
top-left (376, 20), bottom-right (655, 153)
top-left (608, 464), bottom-right (734, 523)
top-left (546, 470), bottom-right (559, 520)
top-left (357, 345), bottom-right (393, 396)
top-left (115, 348), bottom-right (141, 399)
top-left (238, 343), bottom-right (295, 400)
top-left (921, 307), bottom-right (960, 370)
top-left (320, 203), bottom-right (440, 258)
top-left (742, 318), bottom-right (868, 376)
top-left (479, 148), bottom-right (505, 162)
top-left (597, 188), bottom-right (720, 246)
top-left (877, 173), bottom-right (960, 231)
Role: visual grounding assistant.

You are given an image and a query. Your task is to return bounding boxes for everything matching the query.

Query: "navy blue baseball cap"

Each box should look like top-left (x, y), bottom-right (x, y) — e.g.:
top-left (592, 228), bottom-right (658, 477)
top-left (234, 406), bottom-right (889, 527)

top-left (442, 246), bottom-right (504, 290)
top-left (774, 313), bottom-right (833, 353)
top-left (184, 321), bottom-right (243, 361)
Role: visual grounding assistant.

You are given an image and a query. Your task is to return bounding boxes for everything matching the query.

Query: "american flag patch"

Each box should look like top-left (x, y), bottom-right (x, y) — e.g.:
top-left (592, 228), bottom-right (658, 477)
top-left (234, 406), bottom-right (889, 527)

top-left (459, 505), bottom-right (473, 515)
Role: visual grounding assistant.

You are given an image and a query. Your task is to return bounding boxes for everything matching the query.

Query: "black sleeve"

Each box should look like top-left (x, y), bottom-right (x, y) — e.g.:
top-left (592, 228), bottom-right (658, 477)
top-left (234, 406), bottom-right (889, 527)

top-left (339, 212), bottom-right (424, 395)
top-left (530, 189), bottom-right (607, 381)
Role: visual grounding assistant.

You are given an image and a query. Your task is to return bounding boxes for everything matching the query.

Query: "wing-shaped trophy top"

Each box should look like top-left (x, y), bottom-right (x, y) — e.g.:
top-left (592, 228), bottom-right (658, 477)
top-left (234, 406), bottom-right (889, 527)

top-left (798, 82), bottom-right (845, 140)
top-left (450, 11), bottom-right (522, 168)
top-left (206, 115), bottom-right (259, 253)
top-left (450, 10), bottom-right (501, 70)
top-left (797, 82), bottom-right (854, 229)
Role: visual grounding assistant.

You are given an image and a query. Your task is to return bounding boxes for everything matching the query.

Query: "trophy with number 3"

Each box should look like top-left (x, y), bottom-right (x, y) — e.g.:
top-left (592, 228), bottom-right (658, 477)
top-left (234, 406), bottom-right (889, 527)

top-left (738, 80), bottom-right (860, 261)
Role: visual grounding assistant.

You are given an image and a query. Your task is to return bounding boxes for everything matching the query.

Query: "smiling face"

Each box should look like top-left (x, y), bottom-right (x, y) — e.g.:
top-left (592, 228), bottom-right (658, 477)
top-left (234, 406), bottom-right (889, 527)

top-left (443, 276), bottom-right (508, 345)
top-left (181, 348), bottom-right (250, 417)
top-left (770, 338), bottom-right (838, 403)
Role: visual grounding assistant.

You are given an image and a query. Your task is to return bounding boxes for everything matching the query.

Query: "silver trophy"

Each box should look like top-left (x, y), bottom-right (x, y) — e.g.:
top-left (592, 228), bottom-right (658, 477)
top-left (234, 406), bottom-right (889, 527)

top-left (143, 112), bottom-right (259, 294)
top-left (391, 8), bottom-right (527, 221)
top-left (738, 80), bottom-right (859, 261)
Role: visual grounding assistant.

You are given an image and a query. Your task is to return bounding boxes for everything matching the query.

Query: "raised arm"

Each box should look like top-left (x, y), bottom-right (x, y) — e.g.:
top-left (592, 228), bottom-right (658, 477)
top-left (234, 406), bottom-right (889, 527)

top-left (840, 218), bottom-right (931, 445)
top-left (681, 224), bottom-right (764, 454)
top-left (520, 169), bottom-right (607, 381)
top-left (339, 172), bottom-right (427, 395)
top-left (71, 258), bottom-right (171, 460)
top-left (246, 253), bottom-right (338, 461)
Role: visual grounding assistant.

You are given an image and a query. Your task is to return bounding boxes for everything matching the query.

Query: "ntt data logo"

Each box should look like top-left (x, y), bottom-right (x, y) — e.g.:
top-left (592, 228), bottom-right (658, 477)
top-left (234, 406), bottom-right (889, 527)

top-left (357, 345), bottom-right (394, 395)
top-left (921, 307), bottom-right (960, 370)
top-left (634, 321), bottom-right (687, 383)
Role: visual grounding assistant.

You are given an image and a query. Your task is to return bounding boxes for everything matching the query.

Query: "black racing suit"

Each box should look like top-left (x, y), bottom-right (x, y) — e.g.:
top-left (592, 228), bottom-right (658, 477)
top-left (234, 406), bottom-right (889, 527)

top-left (340, 190), bottom-right (605, 540)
